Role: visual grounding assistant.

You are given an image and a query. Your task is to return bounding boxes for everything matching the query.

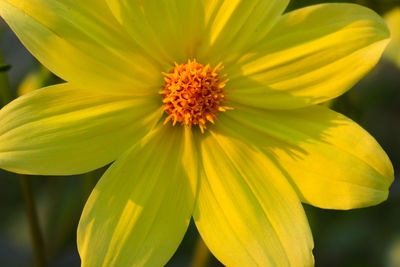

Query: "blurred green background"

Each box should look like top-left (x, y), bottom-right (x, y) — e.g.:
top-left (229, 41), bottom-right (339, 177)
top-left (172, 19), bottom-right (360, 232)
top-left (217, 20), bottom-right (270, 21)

top-left (0, 0), bottom-right (399, 266)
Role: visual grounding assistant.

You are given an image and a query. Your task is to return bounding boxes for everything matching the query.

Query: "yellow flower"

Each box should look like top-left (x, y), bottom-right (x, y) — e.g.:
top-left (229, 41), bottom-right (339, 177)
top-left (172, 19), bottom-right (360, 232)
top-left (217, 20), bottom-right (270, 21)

top-left (18, 66), bottom-right (52, 96)
top-left (0, 1), bottom-right (394, 266)
top-left (384, 7), bottom-right (400, 67)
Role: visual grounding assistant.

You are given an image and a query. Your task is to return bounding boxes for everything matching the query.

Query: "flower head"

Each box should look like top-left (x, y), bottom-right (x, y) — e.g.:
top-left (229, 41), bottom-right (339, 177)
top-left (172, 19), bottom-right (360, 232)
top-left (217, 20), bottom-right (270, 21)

top-left (161, 59), bottom-right (230, 132)
top-left (0, 0), bottom-right (394, 266)
top-left (384, 8), bottom-right (400, 67)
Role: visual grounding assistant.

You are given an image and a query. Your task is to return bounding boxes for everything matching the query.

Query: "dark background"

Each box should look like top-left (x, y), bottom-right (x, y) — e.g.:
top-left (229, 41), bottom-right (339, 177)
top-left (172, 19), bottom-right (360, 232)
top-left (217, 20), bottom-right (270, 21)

top-left (1, 1), bottom-right (399, 266)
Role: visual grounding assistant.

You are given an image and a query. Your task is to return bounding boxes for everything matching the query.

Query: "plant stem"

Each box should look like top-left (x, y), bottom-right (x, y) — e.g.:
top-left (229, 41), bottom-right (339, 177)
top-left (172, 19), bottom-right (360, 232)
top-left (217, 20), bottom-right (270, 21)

top-left (191, 237), bottom-right (210, 267)
top-left (0, 50), bottom-right (46, 266)
top-left (0, 52), bottom-right (12, 106)
top-left (19, 175), bottom-right (46, 267)
top-left (82, 171), bottom-right (98, 202)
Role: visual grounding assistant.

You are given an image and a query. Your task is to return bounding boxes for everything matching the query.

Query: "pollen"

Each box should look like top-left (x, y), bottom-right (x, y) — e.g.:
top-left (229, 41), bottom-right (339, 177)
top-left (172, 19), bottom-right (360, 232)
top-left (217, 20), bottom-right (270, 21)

top-left (161, 59), bottom-right (231, 133)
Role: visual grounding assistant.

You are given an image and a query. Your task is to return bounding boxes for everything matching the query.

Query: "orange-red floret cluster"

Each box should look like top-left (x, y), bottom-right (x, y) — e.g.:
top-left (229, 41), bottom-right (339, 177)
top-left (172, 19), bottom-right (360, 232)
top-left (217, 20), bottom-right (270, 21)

top-left (161, 59), bottom-right (230, 133)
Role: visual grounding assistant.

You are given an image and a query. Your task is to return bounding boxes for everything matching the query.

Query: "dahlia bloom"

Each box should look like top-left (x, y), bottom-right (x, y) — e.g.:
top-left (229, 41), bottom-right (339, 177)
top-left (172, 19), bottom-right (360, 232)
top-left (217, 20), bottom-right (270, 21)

top-left (384, 8), bottom-right (400, 67)
top-left (0, 0), bottom-right (394, 266)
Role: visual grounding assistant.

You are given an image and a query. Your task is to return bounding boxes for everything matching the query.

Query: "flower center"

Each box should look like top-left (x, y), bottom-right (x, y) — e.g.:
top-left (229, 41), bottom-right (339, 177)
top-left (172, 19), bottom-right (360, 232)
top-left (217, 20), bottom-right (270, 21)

top-left (161, 59), bottom-right (230, 133)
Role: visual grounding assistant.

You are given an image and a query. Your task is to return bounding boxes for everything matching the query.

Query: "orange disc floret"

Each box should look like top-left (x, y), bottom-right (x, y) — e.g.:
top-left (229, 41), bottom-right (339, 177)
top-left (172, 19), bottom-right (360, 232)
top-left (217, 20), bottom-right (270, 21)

top-left (161, 59), bottom-right (231, 133)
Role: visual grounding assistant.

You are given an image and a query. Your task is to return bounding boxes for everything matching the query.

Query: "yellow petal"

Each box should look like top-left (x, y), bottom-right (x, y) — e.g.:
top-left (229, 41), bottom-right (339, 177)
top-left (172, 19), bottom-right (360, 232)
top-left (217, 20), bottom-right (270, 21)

top-left (0, 83), bottom-right (161, 175)
top-left (0, 0), bottom-right (161, 94)
top-left (78, 126), bottom-right (198, 267)
top-left (106, 0), bottom-right (288, 67)
top-left (106, 0), bottom-right (207, 66)
top-left (384, 8), bottom-right (400, 67)
top-left (227, 3), bottom-right (390, 109)
top-left (194, 131), bottom-right (314, 267)
top-left (220, 105), bottom-right (394, 210)
top-left (199, 0), bottom-right (289, 64)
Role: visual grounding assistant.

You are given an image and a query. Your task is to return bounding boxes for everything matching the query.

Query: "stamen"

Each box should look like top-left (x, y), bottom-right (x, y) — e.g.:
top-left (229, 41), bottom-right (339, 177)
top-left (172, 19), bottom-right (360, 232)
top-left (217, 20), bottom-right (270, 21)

top-left (160, 59), bottom-right (231, 133)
